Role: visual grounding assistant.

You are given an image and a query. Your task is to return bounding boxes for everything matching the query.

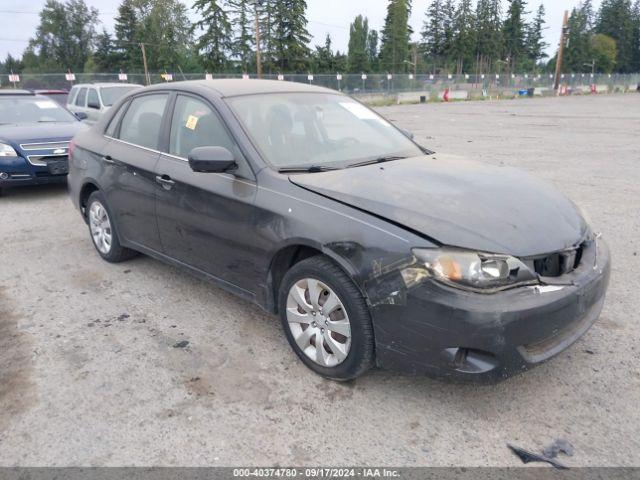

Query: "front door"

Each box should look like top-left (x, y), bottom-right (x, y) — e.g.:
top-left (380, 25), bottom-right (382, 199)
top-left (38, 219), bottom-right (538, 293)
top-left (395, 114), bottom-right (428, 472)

top-left (154, 94), bottom-right (259, 293)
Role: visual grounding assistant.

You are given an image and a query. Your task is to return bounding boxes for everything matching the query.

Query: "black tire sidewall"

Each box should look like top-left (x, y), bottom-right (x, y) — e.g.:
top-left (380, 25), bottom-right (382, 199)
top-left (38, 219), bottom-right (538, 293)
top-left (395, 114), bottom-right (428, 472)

top-left (278, 257), bottom-right (374, 380)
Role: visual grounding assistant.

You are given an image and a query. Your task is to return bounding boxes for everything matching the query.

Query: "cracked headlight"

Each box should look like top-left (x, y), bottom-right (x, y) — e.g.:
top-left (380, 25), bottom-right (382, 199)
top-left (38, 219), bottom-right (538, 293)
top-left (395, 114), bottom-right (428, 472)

top-left (406, 248), bottom-right (538, 292)
top-left (0, 142), bottom-right (18, 157)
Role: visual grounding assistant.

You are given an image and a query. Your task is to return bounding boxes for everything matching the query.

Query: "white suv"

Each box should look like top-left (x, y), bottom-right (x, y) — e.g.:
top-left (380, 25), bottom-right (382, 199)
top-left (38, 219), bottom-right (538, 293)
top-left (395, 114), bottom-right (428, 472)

top-left (67, 83), bottom-right (142, 124)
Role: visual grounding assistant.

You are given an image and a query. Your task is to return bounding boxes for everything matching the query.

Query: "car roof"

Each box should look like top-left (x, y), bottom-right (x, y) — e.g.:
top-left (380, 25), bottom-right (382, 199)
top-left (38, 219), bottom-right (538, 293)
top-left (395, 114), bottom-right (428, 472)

top-left (143, 79), bottom-right (339, 98)
top-left (0, 89), bottom-right (35, 96)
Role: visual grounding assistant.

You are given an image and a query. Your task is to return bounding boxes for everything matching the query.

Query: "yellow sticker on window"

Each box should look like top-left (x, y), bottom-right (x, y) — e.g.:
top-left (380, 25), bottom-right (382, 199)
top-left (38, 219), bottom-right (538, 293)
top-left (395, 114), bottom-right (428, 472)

top-left (185, 115), bottom-right (199, 130)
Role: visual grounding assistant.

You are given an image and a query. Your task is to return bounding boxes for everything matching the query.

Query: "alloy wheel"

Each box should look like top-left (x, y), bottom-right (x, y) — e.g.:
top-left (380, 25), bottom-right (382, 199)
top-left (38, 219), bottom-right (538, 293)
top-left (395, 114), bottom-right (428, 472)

top-left (286, 278), bottom-right (352, 367)
top-left (89, 201), bottom-right (113, 255)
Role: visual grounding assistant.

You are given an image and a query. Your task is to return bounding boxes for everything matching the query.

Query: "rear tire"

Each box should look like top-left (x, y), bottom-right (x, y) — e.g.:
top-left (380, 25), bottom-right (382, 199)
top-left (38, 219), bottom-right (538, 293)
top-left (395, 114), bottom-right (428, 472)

top-left (278, 256), bottom-right (375, 381)
top-left (86, 191), bottom-right (137, 263)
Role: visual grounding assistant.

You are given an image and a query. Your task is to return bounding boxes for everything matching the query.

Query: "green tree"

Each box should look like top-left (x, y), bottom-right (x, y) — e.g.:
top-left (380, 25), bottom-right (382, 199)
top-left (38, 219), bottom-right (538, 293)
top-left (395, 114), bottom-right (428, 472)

top-left (380, 0), bottom-right (412, 73)
top-left (228, 0), bottom-right (254, 72)
top-left (564, 2), bottom-right (594, 72)
top-left (0, 54), bottom-right (24, 74)
top-left (526, 3), bottom-right (548, 70)
top-left (475, 0), bottom-right (503, 72)
top-left (137, 0), bottom-right (194, 72)
top-left (26, 0), bottom-right (99, 72)
top-left (312, 34), bottom-right (335, 73)
top-left (367, 29), bottom-right (379, 71)
top-left (596, 0), bottom-right (635, 72)
top-left (632, 0), bottom-right (640, 70)
top-left (93, 29), bottom-right (119, 72)
top-left (451, 0), bottom-right (476, 74)
top-left (114, 0), bottom-right (141, 71)
top-left (270, 0), bottom-right (311, 73)
top-left (421, 0), bottom-right (446, 71)
top-left (590, 33), bottom-right (617, 72)
top-left (192, 0), bottom-right (233, 72)
top-left (348, 15), bottom-right (370, 73)
top-left (502, 0), bottom-right (527, 71)
top-left (333, 50), bottom-right (348, 73)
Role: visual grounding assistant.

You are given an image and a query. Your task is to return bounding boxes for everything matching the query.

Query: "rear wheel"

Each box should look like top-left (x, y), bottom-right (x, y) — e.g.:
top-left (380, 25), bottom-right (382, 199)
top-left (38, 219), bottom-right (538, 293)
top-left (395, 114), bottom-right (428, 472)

top-left (278, 256), bottom-right (375, 381)
top-left (86, 191), bottom-right (137, 263)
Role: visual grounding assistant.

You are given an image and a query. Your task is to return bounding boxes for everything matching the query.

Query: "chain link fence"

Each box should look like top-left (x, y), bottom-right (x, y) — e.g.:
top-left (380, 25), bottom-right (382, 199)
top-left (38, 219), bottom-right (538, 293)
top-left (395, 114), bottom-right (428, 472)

top-left (2, 72), bottom-right (639, 102)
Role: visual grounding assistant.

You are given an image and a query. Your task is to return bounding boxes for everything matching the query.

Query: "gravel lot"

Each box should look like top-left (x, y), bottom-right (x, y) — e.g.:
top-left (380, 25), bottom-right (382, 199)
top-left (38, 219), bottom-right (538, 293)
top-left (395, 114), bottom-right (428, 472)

top-left (1, 94), bottom-right (639, 467)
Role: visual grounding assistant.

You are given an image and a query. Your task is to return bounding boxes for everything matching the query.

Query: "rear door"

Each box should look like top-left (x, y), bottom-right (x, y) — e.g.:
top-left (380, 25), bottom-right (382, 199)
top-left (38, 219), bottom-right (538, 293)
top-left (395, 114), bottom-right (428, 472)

top-left (154, 93), bottom-right (259, 292)
top-left (101, 92), bottom-right (170, 252)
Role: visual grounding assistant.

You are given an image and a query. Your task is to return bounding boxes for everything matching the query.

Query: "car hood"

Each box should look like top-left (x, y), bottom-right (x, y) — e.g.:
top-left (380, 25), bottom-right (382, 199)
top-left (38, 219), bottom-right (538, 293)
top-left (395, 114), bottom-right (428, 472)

top-left (0, 122), bottom-right (85, 146)
top-left (288, 155), bottom-right (588, 257)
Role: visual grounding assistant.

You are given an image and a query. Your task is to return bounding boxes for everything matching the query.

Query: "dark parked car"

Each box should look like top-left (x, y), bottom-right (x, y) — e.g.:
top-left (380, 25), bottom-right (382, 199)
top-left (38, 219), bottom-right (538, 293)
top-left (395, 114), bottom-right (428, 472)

top-left (0, 90), bottom-right (86, 194)
top-left (68, 80), bottom-right (610, 382)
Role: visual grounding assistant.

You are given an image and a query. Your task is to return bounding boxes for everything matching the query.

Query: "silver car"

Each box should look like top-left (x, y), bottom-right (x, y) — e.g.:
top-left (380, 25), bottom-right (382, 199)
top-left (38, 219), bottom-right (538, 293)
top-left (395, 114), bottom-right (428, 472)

top-left (67, 83), bottom-right (142, 124)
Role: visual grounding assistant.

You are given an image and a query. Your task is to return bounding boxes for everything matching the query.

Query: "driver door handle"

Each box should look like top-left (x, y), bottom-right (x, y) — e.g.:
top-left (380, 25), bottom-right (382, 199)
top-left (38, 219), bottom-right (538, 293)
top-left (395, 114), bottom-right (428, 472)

top-left (102, 155), bottom-right (116, 164)
top-left (156, 175), bottom-right (175, 189)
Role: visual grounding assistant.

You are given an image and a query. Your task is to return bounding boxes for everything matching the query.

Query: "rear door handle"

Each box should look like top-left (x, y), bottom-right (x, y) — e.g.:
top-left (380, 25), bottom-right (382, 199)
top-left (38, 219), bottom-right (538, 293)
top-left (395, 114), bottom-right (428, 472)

top-left (155, 175), bottom-right (175, 189)
top-left (102, 155), bottom-right (116, 164)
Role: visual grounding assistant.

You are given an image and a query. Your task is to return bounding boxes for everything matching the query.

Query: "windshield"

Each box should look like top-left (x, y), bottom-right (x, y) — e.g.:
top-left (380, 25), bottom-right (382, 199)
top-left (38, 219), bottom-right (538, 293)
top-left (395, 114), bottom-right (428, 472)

top-left (226, 93), bottom-right (423, 169)
top-left (0, 95), bottom-right (77, 124)
top-left (100, 86), bottom-right (139, 106)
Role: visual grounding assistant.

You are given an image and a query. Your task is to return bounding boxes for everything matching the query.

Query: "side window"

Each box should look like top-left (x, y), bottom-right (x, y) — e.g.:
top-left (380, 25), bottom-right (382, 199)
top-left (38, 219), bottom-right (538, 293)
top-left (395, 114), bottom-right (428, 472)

top-left (169, 95), bottom-right (243, 161)
top-left (118, 94), bottom-right (168, 149)
top-left (68, 86), bottom-right (78, 105)
top-left (105, 101), bottom-right (128, 137)
top-left (75, 87), bottom-right (87, 107)
top-left (87, 88), bottom-right (100, 109)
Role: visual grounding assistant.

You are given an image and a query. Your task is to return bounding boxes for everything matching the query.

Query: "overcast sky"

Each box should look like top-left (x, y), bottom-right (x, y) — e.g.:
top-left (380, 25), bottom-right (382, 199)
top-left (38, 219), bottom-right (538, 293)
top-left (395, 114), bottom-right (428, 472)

top-left (0, 0), bottom-right (599, 65)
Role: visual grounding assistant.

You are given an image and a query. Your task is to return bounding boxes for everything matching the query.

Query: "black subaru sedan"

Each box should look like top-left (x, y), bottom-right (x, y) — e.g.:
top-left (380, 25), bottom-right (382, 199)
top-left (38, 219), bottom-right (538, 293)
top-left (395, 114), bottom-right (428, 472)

top-left (0, 90), bottom-right (85, 194)
top-left (67, 80), bottom-right (610, 382)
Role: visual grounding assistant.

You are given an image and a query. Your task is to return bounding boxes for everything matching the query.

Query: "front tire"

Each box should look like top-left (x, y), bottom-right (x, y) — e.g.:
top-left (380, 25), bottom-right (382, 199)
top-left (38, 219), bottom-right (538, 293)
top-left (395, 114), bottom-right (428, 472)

top-left (86, 191), bottom-right (137, 263)
top-left (278, 256), bottom-right (375, 381)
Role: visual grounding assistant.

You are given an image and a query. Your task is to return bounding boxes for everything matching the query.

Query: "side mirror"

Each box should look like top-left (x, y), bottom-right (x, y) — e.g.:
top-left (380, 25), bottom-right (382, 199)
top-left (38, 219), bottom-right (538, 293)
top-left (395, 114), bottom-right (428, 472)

top-left (188, 146), bottom-right (237, 173)
top-left (74, 111), bottom-right (88, 120)
top-left (88, 101), bottom-right (100, 109)
top-left (399, 128), bottom-right (414, 140)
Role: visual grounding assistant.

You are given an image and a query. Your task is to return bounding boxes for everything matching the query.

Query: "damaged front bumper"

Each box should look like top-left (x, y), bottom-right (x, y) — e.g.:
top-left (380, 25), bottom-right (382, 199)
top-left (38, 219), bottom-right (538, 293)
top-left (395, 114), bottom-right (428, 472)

top-left (368, 237), bottom-right (611, 383)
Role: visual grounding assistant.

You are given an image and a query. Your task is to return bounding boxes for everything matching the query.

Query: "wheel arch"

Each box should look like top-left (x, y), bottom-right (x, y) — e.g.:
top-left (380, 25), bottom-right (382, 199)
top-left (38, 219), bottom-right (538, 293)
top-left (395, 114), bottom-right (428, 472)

top-left (264, 239), bottom-right (365, 314)
top-left (79, 180), bottom-right (101, 220)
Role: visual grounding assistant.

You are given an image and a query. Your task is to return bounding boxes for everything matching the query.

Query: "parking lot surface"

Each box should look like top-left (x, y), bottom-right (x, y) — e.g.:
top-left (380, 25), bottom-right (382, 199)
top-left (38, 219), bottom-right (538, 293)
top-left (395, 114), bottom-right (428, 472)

top-left (1, 94), bottom-right (639, 467)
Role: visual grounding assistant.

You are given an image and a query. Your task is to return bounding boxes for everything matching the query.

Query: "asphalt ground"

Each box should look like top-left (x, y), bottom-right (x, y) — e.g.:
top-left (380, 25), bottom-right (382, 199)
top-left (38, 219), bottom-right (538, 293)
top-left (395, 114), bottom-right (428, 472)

top-left (0, 93), bottom-right (639, 466)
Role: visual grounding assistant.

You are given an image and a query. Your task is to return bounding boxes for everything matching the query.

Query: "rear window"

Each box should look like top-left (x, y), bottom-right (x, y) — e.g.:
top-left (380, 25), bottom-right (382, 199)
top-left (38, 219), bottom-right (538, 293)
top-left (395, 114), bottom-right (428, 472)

top-left (100, 86), bottom-right (140, 106)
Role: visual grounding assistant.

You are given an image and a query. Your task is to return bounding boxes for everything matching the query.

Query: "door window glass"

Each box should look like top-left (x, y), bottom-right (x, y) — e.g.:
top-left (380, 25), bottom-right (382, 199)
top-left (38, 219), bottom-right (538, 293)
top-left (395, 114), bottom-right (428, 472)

top-left (118, 94), bottom-right (168, 150)
top-left (75, 87), bottom-right (87, 107)
top-left (105, 101), bottom-right (128, 137)
top-left (87, 88), bottom-right (100, 109)
top-left (68, 86), bottom-right (78, 105)
top-left (169, 95), bottom-right (241, 160)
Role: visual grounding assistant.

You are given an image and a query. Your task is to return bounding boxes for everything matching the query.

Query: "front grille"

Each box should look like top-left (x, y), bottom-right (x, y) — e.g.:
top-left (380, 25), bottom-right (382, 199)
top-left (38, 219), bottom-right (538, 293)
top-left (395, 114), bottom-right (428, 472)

top-left (531, 243), bottom-right (584, 277)
top-left (26, 154), bottom-right (68, 166)
top-left (20, 141), bottom-right (69, 151)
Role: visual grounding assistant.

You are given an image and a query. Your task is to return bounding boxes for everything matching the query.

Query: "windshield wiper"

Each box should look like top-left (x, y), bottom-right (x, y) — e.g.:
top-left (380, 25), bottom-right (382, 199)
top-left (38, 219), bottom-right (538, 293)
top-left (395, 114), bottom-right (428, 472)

top-left (347, 155), bottom-right (407, 168)
top-left (278, 165), bottom-right (341, 173)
